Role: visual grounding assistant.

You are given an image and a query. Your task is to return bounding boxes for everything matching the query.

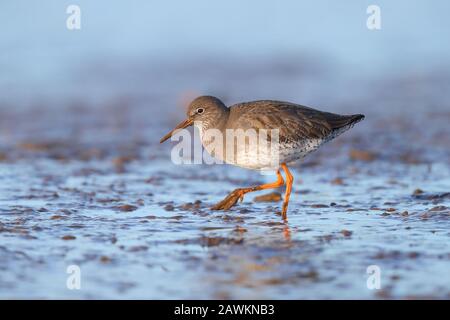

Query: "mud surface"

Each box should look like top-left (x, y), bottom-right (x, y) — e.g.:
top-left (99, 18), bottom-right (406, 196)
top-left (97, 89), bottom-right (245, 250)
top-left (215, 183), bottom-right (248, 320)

top-left (0, 58), bottom-right (449, 299)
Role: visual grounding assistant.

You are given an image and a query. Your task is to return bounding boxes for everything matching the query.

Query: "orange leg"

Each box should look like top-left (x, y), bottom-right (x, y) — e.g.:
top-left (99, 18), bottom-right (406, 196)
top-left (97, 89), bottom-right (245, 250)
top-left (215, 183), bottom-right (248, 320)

top-left (211, 170), bottom-right (284, 210)
top-left (281, 163), bottom-right (294, 220)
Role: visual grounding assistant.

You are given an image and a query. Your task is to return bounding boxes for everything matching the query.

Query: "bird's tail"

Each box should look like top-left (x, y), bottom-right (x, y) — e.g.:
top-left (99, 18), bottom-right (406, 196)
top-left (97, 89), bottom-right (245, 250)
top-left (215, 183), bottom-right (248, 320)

top-left (329, 113), bottom-right (365, 130)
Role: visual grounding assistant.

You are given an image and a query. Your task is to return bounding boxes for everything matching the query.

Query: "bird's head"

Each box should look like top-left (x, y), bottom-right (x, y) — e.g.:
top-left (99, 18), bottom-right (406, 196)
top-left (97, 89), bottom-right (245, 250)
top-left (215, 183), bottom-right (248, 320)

top-left (160, 96), bottom-right (228, 143)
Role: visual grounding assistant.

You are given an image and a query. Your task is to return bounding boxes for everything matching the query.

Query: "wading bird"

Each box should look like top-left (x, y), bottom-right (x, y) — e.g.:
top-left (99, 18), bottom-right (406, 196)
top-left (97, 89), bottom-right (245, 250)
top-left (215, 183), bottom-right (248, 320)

top-left (160, 96), bottom-right (364, 219)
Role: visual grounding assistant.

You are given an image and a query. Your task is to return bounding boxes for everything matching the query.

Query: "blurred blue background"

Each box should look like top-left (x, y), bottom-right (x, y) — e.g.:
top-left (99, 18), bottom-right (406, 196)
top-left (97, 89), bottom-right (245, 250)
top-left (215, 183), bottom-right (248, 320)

top-left (1, 0), bottom-right (449, 106)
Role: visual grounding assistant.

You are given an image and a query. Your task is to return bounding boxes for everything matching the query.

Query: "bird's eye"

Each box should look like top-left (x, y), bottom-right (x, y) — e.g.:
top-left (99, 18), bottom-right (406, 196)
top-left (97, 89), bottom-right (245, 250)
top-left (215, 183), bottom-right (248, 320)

top-left (196, 108), bottom-right (204, 114)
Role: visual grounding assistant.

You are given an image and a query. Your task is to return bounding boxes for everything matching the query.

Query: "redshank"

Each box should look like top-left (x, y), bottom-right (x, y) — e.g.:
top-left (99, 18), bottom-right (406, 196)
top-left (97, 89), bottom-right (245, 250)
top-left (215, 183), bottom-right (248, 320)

top-left (160, 96), bottom-right (364, 219)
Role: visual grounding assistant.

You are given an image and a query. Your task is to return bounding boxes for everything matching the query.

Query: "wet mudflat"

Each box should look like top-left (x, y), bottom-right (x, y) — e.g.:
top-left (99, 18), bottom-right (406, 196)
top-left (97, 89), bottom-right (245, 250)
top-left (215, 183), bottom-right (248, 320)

top-left (0, 59), bottom-right (449, 299)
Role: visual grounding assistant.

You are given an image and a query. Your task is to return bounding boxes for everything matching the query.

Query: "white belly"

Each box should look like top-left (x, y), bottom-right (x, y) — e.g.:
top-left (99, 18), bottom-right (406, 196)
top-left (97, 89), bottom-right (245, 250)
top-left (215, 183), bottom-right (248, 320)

top-left (199, 124), bottom-right (324, 170)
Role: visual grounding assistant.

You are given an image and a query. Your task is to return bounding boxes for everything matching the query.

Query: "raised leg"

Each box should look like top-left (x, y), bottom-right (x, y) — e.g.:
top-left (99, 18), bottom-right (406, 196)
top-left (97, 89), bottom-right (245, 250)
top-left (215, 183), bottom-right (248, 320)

top-left (281, 163), bottom-right (294, 220)
top-left (211, 170), bottom-right (285, 210)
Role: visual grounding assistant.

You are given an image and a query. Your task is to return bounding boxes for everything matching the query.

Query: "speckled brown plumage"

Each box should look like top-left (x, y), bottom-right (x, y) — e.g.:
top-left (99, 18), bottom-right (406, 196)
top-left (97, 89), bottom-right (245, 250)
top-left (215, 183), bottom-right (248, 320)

top-left (226, 100), bottom-right (364, 143)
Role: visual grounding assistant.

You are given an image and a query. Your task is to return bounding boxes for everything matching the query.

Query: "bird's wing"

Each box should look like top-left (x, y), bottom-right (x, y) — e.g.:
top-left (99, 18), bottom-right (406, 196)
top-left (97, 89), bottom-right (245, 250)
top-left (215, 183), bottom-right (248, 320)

top-left (228, 100), bottom-right (362, 143)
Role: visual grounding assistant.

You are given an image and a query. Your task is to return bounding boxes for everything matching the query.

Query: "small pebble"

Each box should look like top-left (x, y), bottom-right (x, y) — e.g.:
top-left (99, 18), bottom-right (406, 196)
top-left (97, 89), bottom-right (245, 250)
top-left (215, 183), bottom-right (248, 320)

top-left (117, 204), bottom-right (138, 212)
top-left (100, 256), bottom-right (111, 263)
top-left (341, 229), bottom-right (353, 237)
top-left (164, 204), bottom-right (175, 211)
top-left (331, 177), bottom-right (344, 185)
top-left (253, 192), bottom-right (282, 202)
top-left (429, 206), bottom-right (447, 211)
top-left (311, 204), bottom-right (329, 208)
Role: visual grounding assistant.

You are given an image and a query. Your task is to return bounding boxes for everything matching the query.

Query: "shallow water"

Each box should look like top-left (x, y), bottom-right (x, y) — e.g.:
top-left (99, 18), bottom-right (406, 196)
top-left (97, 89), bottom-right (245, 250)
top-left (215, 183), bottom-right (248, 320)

top-left (0, 57), bottom-right (449, 299)
top-left (0, 157), bottom-right (449, 299)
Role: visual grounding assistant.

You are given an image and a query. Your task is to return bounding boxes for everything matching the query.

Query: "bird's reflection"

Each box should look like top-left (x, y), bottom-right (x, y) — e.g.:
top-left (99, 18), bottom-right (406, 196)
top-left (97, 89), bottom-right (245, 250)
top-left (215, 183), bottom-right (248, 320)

top-left (283, 223), bottom-right (292, 242)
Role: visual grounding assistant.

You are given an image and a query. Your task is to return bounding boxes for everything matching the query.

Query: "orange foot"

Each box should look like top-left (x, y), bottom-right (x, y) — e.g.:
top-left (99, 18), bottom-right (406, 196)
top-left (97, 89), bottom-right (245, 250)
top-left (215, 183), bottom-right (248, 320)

top-left (211, 170), bottom-right (285, 211)
top-left (211, 188), bottom-right (247, 210)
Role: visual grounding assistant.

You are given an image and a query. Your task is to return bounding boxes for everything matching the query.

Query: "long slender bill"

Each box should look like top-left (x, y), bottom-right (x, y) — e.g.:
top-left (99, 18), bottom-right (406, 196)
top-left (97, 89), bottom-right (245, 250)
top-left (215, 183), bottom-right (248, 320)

top-left (159, 118), bottom-right (193, 143)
